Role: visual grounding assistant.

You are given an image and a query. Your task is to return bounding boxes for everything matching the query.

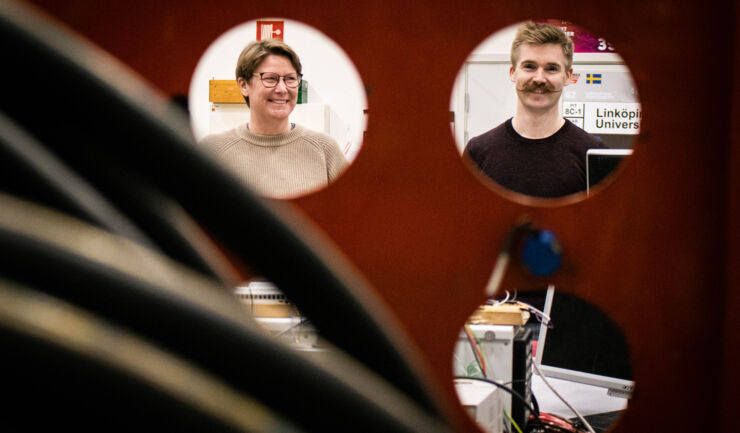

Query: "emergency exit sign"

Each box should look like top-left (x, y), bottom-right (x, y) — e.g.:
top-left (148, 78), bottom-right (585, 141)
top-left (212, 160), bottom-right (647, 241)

top-left (257, 20), bottom-right (284, 41)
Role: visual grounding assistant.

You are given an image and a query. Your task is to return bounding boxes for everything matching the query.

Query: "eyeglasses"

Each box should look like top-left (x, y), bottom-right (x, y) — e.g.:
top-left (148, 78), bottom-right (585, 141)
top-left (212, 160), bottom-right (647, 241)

top-left (252, 72), bottom-right (302, 89)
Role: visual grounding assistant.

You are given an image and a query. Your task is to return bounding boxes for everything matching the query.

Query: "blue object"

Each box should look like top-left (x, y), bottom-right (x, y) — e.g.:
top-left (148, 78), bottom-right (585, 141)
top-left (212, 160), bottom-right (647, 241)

top-left (521, 229), bottom-right (562, 277)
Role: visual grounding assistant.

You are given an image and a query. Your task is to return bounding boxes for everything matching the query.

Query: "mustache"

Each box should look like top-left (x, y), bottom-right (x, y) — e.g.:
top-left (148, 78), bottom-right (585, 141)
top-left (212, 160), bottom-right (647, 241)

top-left (517, 82), bottom-right (557, 93)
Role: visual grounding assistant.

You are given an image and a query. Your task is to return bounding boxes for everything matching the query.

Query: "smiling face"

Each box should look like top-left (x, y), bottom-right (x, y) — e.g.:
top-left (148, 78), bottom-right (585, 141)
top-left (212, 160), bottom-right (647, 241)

top-left (238, 54), bottom-right (298, 132)
top-left (510, 43), bottom-right (572, 114)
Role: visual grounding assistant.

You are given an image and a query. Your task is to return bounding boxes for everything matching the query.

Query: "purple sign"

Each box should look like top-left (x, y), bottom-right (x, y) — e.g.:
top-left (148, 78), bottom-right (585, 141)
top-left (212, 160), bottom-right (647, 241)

top-left (537, 19), bottom-right (617, 53)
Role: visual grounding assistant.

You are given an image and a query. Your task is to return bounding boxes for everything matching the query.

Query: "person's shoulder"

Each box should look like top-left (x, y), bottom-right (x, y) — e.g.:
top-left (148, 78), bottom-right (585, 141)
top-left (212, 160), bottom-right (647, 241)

top-left (294, 124), bottom-right (340, 149)
top-left (474, 119), bottom-right (510, 141)
top-left (198, 126), bottom-right (243, 152)
top-left (293, 124), bottom-right (348, 170)
top-left (466, 119), bottom-right (510, 151)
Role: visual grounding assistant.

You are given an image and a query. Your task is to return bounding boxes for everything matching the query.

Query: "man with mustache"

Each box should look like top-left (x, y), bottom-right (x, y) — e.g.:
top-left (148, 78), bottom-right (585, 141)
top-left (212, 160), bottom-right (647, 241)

top-left (464, 21), bottom-right (606, 198)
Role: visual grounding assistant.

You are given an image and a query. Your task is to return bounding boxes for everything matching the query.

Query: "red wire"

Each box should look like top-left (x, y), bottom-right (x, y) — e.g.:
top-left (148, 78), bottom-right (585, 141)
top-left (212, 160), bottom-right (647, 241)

top-left (464, 325), bottom-right (487, 377)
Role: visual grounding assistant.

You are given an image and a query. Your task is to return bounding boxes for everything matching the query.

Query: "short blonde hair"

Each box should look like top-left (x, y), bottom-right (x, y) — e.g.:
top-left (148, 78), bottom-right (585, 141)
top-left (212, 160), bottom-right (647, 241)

top-left (510, 21), bottom-right (574, 70)
top-left (235, 39), bottom-right (302, 107)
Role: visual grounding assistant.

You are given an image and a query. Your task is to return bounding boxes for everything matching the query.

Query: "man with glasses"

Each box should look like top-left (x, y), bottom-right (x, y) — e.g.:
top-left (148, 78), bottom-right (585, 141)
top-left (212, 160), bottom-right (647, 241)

top-left (464, 21), bottom-right (606, 198)
top-left (200, 39), bottom-right (348, 199)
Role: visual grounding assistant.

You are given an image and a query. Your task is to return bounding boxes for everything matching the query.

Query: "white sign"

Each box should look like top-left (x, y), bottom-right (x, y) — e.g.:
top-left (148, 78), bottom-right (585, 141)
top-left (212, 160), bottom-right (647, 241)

top-left (563, 102), bottom-right (584, 118)
top-left (565, 101), bottom-right (642, 135)
top-left (567, 117), bottom-right (584, 128)
top-left (584, 102), bottom-right (641, 134)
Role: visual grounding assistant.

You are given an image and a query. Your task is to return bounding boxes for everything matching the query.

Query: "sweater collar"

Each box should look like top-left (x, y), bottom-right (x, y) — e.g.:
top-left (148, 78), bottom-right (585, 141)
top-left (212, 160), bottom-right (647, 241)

top-left (505, 117), bottom-right (571, 143)
top-left (236, 123), bottom-right (305, 147)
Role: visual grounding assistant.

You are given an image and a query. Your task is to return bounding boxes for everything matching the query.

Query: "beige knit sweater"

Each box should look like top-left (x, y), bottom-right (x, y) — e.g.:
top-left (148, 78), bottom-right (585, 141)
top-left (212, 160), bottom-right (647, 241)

top-left (200, 124), bottom-right (348, 199)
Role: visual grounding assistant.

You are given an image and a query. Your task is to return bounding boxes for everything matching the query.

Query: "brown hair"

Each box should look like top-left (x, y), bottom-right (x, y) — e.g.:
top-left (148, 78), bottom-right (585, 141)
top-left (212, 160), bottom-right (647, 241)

top-left (235, 39), bottom-right (302, 106)
top-left (510, 21), bottom-right (574, 70)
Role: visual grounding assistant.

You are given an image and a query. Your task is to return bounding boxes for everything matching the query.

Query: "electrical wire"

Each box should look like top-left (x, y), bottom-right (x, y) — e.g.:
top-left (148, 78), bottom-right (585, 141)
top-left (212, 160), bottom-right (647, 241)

top-left (491, 290), bottom-right (510, 305)
top-left (531, 356), bottom-right (595, 433)
top-left (504, 409), bottom-right (524, 433)
top-left (0, 111), bottom-right (155, 250)
top-left (463, 324), bottom-right (487, 377)
top-left (515, 300), bottom-right (553, 328)
top-left (531, 392), bottom-right (541, 420)
top-left (1, 107), bottom-right (238, 284)
top-left (0, 196), bottom-right (453, 433)
top-left (454, 376), bottom-right (538, 418)
top-left (0, 278), bottom-right (307, 433)
top-left (509, 289), bottom-right (518, 303)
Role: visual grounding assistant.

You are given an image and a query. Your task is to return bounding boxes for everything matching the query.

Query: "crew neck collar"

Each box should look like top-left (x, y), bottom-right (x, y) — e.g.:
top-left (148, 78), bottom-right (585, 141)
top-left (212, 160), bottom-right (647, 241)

top-left (506, 117), bottom-right (570, 143)
top-left (236, 123), bottom-right (304, 147)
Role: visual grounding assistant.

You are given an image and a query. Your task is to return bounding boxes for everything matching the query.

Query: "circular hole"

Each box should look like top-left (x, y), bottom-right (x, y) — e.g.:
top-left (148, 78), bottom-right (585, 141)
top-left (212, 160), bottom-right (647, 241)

top-left (453, 287), bottom-right (633, 432)
top-left (188, 18), bottom-right (367, 199)
top-left (450, 20), bottom-right (641, 202)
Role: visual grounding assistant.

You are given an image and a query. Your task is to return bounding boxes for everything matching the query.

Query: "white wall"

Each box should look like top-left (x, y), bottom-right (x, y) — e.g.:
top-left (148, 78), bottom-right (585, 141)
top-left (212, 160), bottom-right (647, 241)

top-left (188, 19), bottom-right (367, 161)
top-left (449, 23), bottom-right (519, 152)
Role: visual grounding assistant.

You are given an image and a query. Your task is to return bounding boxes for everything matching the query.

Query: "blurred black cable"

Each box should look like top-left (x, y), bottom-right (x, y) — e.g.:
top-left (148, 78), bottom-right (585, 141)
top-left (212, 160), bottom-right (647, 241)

top-left (0, 278), bottom-right (306, 433)
top-left (0, 194), bottom-right (451, 433)
top-left (0, 111), bottom-right (154, 249)
top-left (0, 0), bottom-right (445, 418)
top-left (0, 111), bottom-right (236, 284)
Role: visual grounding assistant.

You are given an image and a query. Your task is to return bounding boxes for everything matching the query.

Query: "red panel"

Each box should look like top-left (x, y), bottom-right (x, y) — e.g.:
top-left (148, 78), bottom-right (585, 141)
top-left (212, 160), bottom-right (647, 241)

top-left (24, 1), bottom-right (739, 432)
top-left (720, 1), bottom-right (740, 432)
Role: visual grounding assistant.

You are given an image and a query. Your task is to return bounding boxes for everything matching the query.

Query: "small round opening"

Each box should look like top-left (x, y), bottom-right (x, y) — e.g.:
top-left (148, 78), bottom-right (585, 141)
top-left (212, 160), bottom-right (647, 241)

top-left (188, 18), bottom-right (367, 199)
top-left (453, 287), bottom-right (633, 432)
top-left (450, 19), bottom-right (641, 203)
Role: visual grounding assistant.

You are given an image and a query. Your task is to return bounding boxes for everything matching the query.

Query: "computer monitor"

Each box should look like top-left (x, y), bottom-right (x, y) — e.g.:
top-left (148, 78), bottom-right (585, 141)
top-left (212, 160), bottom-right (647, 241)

top-left (586, 149), bottom-right (634, 194)
top-left (531, 286), bottom-right (634, 399)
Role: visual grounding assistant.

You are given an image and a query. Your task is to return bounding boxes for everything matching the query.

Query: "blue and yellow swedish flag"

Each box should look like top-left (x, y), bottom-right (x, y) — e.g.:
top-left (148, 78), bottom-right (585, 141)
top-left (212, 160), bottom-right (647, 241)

top-left (586, 73), bottom-right (602, 84)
